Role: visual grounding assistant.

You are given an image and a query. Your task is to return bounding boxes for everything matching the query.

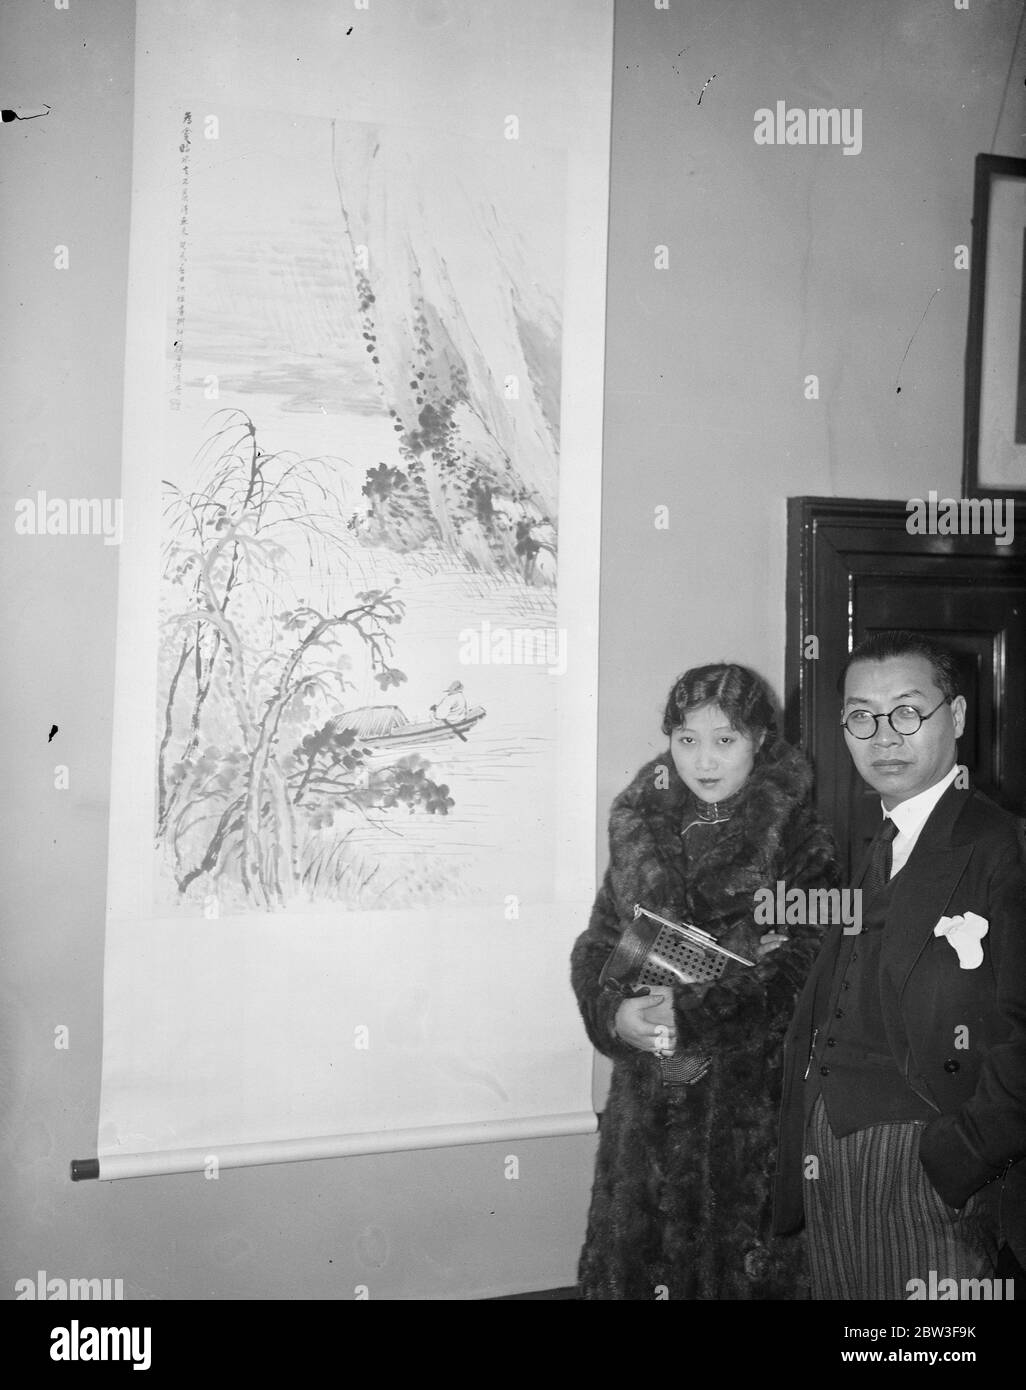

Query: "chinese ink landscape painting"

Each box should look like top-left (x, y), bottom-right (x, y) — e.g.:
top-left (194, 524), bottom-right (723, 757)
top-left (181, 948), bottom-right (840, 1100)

top-left (158, 109), bottom-right (565, 916)
top-left (100, 0), bottom-right (610, 1175)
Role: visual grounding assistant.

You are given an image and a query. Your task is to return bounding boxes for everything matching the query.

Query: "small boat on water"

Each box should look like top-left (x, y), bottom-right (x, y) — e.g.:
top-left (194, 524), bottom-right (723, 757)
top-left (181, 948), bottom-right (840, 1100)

top-left (329, 703), bottom-right (487, 751)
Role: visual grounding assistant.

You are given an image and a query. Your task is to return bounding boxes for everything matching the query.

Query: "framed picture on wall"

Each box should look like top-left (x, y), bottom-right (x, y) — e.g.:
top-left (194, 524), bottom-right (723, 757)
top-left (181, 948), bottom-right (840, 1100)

top-left (964, 153), bottom-right (1026, 500)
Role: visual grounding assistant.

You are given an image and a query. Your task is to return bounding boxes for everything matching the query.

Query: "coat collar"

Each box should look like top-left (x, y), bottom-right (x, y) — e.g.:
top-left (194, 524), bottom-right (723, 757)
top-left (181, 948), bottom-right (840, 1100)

top-left (904, 778), bottom-right (970, 851)
top-left (605, 740), bottom-right (815, 927)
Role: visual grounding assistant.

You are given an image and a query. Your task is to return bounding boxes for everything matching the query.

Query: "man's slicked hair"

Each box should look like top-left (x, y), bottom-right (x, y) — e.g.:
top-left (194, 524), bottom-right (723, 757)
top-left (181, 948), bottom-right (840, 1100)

top-left (837, 630), bottom-right (960, 702)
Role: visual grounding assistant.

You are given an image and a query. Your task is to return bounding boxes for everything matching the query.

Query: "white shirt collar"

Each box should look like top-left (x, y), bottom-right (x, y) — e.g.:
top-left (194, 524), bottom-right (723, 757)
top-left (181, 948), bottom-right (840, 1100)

top-left (883, 764), bottom-right (961, 840)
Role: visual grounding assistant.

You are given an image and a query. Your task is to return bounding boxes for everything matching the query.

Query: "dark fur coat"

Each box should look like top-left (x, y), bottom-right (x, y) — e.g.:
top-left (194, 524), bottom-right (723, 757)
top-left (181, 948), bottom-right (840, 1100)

top-left (571, 740), bottom-right (838, 1300)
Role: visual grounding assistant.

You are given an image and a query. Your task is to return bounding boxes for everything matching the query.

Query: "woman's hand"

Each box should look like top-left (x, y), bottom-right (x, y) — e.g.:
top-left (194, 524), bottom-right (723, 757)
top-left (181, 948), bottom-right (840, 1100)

top-left (756, 931), bottom-right (789, 959)
top-left (614, 990), bottom-right (677, 1055)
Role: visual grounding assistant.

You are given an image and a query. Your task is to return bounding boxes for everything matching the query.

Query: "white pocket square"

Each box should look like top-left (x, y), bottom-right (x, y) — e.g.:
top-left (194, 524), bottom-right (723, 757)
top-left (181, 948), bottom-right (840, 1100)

top-left (933, 912), bottom-right (989, 970)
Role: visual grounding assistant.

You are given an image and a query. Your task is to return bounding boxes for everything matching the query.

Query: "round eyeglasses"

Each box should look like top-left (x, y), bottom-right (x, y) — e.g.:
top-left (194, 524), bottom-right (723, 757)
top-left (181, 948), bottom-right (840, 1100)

top-left (841, 698), bottom-right (948, 740)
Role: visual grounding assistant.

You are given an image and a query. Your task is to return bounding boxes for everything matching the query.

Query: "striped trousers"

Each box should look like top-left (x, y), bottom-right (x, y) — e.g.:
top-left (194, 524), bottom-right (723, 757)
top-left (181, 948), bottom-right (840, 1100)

top-left (804, 1095), bottom-right (995, 1300)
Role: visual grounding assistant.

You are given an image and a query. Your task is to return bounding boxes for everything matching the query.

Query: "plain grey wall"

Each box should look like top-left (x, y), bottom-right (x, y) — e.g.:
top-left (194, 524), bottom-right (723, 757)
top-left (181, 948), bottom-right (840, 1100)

top-left (597, 0), bottom-right (1025, 811)
top-left (2, 0), bottom-right (1023, 1300)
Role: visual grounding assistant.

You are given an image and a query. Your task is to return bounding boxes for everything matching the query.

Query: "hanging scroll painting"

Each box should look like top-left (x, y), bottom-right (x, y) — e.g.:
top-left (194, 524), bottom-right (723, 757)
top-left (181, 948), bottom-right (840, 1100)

top-left (100, 0), bottom-right (611, 1175)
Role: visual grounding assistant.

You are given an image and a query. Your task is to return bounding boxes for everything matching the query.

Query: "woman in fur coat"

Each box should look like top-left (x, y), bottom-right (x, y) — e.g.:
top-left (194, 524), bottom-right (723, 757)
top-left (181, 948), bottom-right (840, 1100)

top-left (571, 663), bottom-right (837, 1300)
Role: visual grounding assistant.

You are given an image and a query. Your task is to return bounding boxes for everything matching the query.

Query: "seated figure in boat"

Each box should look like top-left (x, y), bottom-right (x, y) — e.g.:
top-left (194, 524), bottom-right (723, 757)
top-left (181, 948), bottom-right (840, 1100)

top-left (430, 681), bottom-right (469, 723)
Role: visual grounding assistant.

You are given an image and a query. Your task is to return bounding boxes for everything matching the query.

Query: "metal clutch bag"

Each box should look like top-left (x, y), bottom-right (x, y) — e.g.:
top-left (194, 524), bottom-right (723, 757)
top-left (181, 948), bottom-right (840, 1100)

top-left (599, 904), bottom-right (757, 1087)
top-left (599, 904), bottom-right (756, 990)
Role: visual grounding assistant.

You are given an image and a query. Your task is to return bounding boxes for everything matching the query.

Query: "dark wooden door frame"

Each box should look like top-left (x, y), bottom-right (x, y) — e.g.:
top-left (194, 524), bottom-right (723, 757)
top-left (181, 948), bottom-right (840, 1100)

top-left (784, 496), bottom-right (1026, 874)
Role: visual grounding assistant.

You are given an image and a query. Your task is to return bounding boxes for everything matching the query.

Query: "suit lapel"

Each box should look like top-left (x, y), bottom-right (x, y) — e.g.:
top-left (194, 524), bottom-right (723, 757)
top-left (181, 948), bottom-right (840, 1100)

top-left (881, 785), bottom-right (974, 989)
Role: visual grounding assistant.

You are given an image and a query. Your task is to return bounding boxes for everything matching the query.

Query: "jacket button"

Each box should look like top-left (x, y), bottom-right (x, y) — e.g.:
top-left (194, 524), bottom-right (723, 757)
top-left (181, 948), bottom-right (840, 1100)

top-left (943, 1059), bottom-right (960, 1074)
top-left (842, 982), bottom-right (851, 991)
top-left (835, 1009), bottom-right (844, 1018)
top-left (820, 1065), bottom-right (830, 1076)
top-left (826, 1038), bottom-right (836, 1047)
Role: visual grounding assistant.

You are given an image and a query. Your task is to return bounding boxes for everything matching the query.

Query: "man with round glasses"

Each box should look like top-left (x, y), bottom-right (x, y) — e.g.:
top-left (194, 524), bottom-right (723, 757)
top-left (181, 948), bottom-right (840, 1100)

top-left (842, 697), bottom-right (949, 740)
top-left (773, 629), bottom-right (1026, 1300)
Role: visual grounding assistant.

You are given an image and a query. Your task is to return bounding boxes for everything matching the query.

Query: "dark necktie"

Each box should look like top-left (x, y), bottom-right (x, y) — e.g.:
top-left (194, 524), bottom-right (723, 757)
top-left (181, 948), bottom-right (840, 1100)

top-left (861, 816), bottom-right (898, 899)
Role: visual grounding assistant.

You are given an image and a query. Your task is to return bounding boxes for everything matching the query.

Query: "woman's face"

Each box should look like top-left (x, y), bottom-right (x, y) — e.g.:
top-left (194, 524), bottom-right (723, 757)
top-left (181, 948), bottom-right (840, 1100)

top-left (669, 702), bottom-right (763, 803)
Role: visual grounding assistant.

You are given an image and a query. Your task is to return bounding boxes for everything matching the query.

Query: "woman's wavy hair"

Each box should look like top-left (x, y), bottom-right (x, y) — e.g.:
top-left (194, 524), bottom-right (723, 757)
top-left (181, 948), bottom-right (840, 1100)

top-left (661, 663), bottom-right (779, 753)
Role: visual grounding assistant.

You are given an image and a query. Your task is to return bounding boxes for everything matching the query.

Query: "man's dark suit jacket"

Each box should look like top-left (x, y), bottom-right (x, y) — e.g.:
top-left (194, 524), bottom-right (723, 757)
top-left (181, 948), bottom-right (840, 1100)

top-left (773, 783), bottom-right (1026, 1267)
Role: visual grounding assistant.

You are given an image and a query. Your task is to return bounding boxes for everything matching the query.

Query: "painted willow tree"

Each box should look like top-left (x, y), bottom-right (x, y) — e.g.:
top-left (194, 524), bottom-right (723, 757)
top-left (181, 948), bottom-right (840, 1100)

top-left (157, 410), bottom-right (453, 911)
